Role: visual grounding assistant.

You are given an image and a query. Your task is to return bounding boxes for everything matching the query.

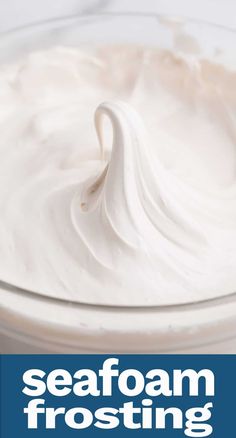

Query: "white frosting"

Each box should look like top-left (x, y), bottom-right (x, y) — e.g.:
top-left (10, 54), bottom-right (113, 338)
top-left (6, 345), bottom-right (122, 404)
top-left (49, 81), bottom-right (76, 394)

top-left (0, 45), bottom-right (236, 306)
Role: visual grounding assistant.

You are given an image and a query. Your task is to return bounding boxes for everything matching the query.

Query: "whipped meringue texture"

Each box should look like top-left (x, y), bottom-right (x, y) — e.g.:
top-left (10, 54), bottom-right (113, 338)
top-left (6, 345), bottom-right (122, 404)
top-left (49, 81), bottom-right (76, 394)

top-left (0, 45), bottom-right (236, 306)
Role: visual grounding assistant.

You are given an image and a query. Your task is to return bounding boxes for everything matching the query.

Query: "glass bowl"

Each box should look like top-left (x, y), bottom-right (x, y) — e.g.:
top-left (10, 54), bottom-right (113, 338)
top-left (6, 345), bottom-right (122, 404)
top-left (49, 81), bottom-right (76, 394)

top-left (0, 13), bottom-right (236, 353)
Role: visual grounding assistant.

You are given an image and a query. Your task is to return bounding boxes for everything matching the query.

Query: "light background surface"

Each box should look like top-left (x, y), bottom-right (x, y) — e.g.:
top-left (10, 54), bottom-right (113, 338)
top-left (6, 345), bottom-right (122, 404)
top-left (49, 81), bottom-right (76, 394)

top-left (0, 0), bottom-right (235, 32)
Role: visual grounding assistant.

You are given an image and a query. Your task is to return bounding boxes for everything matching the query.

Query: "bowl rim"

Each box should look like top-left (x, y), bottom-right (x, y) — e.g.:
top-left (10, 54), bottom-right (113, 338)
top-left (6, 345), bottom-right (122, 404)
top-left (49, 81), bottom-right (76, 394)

top-left (1, 11), bottom-right (236, 37)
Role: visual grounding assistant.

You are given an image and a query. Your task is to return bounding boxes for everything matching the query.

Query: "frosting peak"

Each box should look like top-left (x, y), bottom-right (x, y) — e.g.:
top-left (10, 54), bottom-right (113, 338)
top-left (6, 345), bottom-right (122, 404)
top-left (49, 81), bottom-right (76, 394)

top-left (80, 101), bottom-right (154, 242)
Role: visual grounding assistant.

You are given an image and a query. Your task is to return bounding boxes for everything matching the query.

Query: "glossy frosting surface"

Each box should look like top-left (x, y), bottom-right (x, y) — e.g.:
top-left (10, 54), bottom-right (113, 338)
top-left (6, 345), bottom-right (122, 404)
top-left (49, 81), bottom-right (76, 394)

top-left (0, 45), bottom-right (236, 306)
